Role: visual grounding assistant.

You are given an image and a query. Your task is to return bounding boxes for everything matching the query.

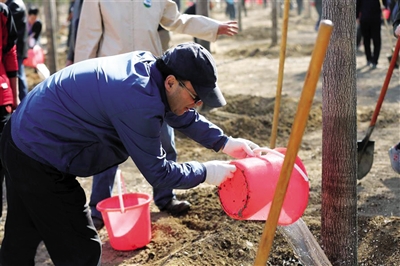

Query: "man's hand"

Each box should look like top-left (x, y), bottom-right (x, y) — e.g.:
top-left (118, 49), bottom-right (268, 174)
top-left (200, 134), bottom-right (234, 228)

top-left (395, 25), bottom-right (400, 38)
top-left (217, 21), bottom-right (239, 36)
top-left (222, 137), bottom-right (260, 159)
top-left (204, 161), bottom-right (236, 186)
top-left (65, 59), bottom-right (74, 67)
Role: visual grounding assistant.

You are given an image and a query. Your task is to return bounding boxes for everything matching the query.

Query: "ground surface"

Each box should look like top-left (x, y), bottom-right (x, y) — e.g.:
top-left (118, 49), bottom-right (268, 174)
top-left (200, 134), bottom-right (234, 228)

top-left (5, 4), bottom-right (400, 266)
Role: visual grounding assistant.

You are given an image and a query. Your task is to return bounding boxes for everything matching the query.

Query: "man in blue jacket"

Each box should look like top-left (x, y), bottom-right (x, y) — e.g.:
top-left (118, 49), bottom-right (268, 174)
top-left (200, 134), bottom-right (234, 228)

top-left (0, 42), bottom-right (259, 265)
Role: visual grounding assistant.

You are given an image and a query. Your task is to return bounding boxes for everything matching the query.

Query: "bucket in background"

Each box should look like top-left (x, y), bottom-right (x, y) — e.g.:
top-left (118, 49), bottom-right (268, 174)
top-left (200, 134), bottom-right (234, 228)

top-left (218, 147), bottom-right (309, 225)
top-left (97, 192), bottom-right (152, 251)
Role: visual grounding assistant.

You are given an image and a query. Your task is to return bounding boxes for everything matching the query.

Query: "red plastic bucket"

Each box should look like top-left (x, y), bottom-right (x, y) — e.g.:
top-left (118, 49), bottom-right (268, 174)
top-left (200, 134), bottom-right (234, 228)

top-left (97, 192), bottom-right (152, 251)
top-left (218, 147), bottom-right (309, 225)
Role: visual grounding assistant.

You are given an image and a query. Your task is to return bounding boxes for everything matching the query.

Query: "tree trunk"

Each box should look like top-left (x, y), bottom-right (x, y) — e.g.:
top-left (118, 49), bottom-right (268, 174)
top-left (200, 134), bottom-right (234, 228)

top-left (196, 0), bottom-right (210, 51)
top-left (43, 0), bottom-right (59, 74)
top-left (271, 0), bottom-right (278, 46)
top-left (321, 1), bottom-right (358, 265)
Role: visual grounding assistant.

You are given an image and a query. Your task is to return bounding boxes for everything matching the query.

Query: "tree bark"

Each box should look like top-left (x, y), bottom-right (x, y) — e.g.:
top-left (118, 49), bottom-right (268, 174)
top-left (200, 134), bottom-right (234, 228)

top-left (321, 0), bottom-right (358, 265)
top-left (196, 0), bottom-right (210, 51)
top-left (271, 0), bottom-right (278, 46)
top-left (43, 0), bottom-right (59, 73)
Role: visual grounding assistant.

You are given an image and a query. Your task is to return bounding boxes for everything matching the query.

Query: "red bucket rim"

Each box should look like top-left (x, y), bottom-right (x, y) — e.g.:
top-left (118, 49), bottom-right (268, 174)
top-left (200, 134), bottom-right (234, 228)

top-left (96, 192), bottom-right (152, 212)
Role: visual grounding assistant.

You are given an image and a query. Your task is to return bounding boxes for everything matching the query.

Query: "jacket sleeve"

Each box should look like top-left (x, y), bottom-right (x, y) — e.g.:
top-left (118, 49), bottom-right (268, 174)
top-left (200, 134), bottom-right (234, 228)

top-left (31, 20), bottom-right (42, 40)
top-left (74, 0), bottom-right (103, 62)
top-left (112, 110), bottom-right (207, 190)
top-left (165, 109), bottom-right (228, 152)
top-left (160, 0), bottom-right (220, 42)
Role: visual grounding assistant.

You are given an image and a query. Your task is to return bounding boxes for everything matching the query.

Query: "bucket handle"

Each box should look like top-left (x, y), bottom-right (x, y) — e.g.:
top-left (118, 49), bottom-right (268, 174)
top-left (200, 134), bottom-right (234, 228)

top-left (254, 147), bottom-right (309, 182)
top-left (115, 169), bottom-right (126, 213)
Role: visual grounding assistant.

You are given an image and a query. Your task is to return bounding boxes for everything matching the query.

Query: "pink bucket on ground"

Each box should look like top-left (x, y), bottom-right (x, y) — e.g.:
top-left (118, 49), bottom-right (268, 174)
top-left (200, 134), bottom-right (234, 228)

top-left (218, 147), bottom-right (309, 225)
top-left (96, 193), bottom-right (152, 251)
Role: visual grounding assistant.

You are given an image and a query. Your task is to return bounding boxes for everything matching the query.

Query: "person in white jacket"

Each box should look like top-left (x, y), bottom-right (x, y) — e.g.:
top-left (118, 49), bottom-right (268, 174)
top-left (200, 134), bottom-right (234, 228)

top-left (74, 0), bottom-right (239, 230)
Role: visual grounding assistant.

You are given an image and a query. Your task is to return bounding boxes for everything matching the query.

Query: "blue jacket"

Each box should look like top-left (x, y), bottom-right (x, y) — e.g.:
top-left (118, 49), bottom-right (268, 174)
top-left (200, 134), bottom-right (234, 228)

top-left (11, 51), bottom-right (228, 189)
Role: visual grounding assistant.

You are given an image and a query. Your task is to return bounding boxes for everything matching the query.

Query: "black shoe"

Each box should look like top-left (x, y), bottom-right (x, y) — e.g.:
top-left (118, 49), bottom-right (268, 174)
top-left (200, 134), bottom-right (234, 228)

top-left (160, 199), bottom-right (191, 216)
top-left (92, 216), bottom-right (104, 231)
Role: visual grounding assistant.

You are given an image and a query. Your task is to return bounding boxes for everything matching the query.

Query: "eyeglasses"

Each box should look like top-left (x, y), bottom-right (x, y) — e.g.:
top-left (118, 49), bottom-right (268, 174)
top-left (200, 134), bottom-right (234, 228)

top-left (178, 80), bottom-right (201, 104)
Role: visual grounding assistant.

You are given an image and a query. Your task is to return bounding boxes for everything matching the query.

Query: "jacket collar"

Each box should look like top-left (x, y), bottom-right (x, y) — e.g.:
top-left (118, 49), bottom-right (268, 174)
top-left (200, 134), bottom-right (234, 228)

top-left (150, 63), bottom-right (171, 112)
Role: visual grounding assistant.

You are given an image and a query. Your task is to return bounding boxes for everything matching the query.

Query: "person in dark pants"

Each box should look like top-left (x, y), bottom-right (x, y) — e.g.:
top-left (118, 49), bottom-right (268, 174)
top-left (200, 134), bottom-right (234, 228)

top-left (4, 0), bottom-right (28, 101)
top-left (314, 0), bottom-right (322, 31)
top-left (225, 0), bottom-right (236, 20)
top-left (65, 0), bottom-right (82, 66)
top-left (296, 0), bottom-right (303, 15)
top-left (356, 0), bottom-right (387, 69)
top-left (0, 2), bottom-right (18, 219)
top-left (0, 42), bottom-right (259, 265)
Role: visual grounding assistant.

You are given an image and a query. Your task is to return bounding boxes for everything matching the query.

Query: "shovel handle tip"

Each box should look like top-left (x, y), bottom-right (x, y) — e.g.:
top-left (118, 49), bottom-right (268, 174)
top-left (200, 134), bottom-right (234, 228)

top-left (320, 20), bottom-right (333, 27)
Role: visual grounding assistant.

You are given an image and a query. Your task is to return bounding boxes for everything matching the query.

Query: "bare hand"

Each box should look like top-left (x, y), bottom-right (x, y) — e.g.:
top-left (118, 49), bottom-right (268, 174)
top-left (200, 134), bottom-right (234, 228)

top-left (395, 25), bottom-right (400, 38)
top-left (12, 97), bottom-right (20, 111)
top-left (65, 60), bottom-right (73, 67)
top-left (217, 21), bottom-right (239, 37)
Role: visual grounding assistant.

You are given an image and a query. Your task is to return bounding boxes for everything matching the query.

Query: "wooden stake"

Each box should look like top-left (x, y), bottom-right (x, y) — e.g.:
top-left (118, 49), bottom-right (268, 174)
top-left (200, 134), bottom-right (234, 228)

top-left (254, 20), bottom-right (333, 266)
top-left (269, 0), bottom-right (290, 149)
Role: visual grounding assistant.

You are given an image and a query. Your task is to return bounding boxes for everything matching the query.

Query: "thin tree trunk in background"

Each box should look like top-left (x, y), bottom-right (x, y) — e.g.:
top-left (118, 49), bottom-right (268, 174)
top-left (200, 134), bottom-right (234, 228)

top-left (321, 0), bottom-right (358, 265)
top-left (303, 0), bottom-right (311, 19)
top-left (43, 0), bottom-right (58, 73)
top-left (196, 0), bottom-right (210, 51)
top-left (271, 0), bottom-right (278, 46)
top-left (237, 0), bottom-right (242, 32)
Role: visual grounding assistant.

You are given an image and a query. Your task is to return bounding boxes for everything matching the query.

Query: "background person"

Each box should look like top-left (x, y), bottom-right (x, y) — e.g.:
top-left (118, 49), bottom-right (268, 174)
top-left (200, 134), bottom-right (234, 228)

top-left (356, 0), bottom-right (388, 69)
top-left (65, 0), bottom-right (82, 67)
top-left (3, 0), bottom-right (28, 101)
top-left (314, 0), bottom-right (322, 31)
top-left (394, 3), bottom-right (400, 35)
top-left (389, 7), bottom-right (400, 174)
top-left (74, 0), bottom-right (239, 230)
top-left (27, 5), bottom-right (41, 48)
top-left (0, 42), bottom-right (259, 265)
top-left (225, 0), bottom-right (236, 20)
top-left (0, 1), bottom-right (19, 219)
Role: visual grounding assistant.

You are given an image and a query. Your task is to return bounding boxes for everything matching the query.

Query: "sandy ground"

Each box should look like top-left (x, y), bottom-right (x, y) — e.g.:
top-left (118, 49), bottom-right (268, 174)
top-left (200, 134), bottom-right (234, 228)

top-left (1, 3), bottom-right (399, 265)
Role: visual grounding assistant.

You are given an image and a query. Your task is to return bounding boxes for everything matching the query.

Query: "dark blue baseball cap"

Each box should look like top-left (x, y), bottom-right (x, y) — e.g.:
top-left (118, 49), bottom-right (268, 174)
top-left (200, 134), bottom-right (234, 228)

top-left (161, 42), bottom-right (226, 107)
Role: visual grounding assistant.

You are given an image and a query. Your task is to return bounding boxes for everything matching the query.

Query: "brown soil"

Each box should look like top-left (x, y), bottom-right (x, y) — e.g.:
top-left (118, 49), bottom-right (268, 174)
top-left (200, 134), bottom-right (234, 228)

top-left (5, 4), bottom-right (400, 266)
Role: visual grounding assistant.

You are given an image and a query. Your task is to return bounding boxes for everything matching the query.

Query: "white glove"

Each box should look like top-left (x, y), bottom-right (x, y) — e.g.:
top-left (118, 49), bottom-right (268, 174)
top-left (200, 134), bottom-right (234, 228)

top-left (204, 161), bottom-right (237, 186)
top-left (222, 137), bottom-right (260, 159)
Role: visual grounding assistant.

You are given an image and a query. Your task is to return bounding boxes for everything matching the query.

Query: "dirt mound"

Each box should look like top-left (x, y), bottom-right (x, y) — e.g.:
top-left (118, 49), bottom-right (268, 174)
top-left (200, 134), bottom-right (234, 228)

top-left (224, 42), bottom-right (314, 58)
top-left (177, 94), bottom-right (323, 147)
top-left (97, 186), bottom-right (400, 266)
